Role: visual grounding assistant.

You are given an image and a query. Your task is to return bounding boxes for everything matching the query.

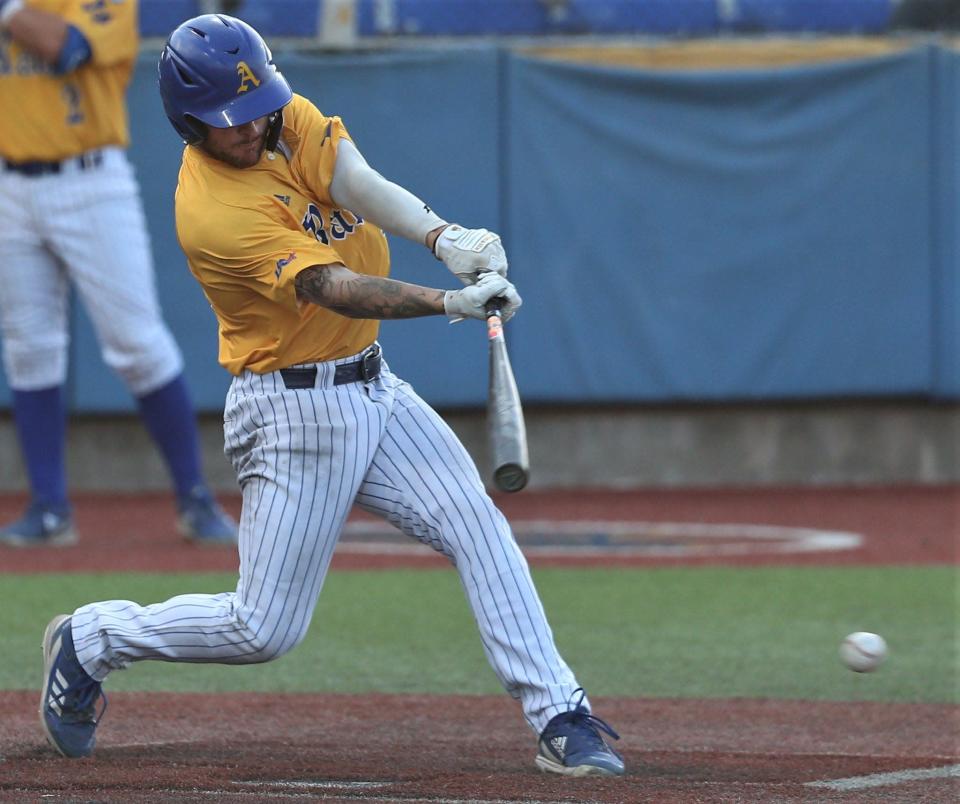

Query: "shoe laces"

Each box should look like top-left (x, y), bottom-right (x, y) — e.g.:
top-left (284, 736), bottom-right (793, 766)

top-left (52, 675), bottom-right (108, 726)
top-left (540, 688), bottom-right (620, 760)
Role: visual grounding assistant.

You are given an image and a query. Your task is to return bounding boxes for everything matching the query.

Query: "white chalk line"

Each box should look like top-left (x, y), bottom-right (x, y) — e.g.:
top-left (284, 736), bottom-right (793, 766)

top-left (184, 788), bottom-right (576, 804)
top-left (339, 520), bottom-right (863, 558)
top-left (230, 781), bottom-right (571, 803)
top-left (228, 782), bottom-right (602, 802)
top-left (647, 748), bottom-right (960, 762)
top-left (233, 780), bottom-right (392, 790)
top-left (109, 738), bottom-right (197, 748)
top-left (805, 762), bottom-right (960, 790)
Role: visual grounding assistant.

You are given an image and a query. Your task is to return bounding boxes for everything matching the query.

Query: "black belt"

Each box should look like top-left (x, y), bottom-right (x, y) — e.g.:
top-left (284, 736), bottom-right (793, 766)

top-left (279, 345), bottom-right (381, 390)
top-left (3, 150), bottom-right (104, 177)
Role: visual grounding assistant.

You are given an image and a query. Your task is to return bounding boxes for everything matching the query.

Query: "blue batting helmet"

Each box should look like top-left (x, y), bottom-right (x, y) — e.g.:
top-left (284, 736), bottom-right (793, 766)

top-left (158, 14), bottom-right (293, 144)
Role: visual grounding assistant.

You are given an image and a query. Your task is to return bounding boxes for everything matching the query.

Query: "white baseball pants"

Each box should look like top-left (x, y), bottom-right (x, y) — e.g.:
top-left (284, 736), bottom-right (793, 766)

top-left (71, 351), bottom-right (585, 732)
top-left (0, 147), bottom-right (182, 393)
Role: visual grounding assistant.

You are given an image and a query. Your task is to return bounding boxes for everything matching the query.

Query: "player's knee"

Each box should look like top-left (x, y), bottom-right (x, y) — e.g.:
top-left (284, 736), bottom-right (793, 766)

top-left (102, 330), bottom-right (183, 395)
top-left (233, 613), bottom-right (310, 663)
top-left (246, 632), bottom-right (307, 663)
top-left (2, 341), bottom-right (68, 389)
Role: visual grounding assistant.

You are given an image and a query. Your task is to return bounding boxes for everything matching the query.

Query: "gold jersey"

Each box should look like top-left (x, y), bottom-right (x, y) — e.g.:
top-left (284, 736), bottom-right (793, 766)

top-left (0, 0), bottom-right (137, 161)
top-left (175, 94), bottom-right (390, 375)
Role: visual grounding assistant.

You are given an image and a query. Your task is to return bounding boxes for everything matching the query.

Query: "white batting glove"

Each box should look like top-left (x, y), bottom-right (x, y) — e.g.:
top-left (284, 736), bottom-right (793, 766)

top-left (443, 272), bottom-right (522, 323)
top-left (434, 224), bottom-right (509, 285)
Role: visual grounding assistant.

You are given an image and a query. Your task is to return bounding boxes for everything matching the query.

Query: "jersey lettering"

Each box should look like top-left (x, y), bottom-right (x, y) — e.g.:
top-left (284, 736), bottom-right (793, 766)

top-left (302, 204), bottom-right (365, 244)
top-left (81, 0), bottom-right (114, 24)
top-left (329, 209), bottom-right (364, 240)
top-left (1, 47), bottom-right (51, 77)
top-left (301, 203), bottom-right (329, 245)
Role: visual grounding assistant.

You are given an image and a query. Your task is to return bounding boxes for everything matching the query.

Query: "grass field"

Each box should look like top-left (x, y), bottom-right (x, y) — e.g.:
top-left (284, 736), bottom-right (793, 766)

top-left (1, 565), bottom-right (955, 703)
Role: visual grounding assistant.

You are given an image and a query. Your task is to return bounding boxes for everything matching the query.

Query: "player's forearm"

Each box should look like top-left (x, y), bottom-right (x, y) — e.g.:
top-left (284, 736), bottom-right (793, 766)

top-left (330, 140), bottom-right (446, 248)
top-left (1, 4), bottom-right (68, 65)
top-left (295, 264), bottom-right (445, 319)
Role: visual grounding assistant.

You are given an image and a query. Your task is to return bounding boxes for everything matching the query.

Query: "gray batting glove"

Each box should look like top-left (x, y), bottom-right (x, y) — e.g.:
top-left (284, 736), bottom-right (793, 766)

top-left (443, 272), bottom-right (522, 322)
top-left (435, 224), bottom-right (509, 285)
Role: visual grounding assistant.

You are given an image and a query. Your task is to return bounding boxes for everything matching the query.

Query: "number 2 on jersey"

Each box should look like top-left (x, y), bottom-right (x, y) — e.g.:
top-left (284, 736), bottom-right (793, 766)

top-left (61, 82), bottom-right (84, 125)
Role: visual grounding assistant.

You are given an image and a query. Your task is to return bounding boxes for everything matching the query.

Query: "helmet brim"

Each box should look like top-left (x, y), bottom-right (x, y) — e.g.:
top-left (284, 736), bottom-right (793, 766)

top-left (192, 75), bottom-right (293, 130)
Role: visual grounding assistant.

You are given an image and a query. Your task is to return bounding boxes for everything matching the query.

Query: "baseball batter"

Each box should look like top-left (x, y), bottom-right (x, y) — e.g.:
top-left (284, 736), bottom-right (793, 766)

top-left (0, 0), bottom-right (235, 545)
top-left (38, 14), bottom-right (625, 777)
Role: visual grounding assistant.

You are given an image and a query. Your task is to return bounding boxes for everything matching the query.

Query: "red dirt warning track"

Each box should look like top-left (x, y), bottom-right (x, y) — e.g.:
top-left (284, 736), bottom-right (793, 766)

top-left (0, 485), bottom-right (957, 802)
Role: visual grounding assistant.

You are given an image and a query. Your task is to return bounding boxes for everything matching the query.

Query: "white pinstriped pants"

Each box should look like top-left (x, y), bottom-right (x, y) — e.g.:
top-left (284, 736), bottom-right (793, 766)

top-left (72, 348), bottom-right (584, 732)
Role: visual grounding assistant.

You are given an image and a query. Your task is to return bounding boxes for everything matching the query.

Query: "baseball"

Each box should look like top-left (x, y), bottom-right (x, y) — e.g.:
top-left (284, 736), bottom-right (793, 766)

top-left (839, 631), bottom-right (888, 673)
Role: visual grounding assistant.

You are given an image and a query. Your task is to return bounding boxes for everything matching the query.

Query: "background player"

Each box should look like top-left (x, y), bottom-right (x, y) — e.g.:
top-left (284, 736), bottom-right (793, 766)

top-left (0, 0), bottom-right (236, 545)
top-left (37, 14), bottom-right (625, 777)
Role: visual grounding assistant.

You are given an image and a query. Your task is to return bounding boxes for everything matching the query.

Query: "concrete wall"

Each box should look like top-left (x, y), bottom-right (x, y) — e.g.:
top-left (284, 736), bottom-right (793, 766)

top-left (0, 403), bottom-right (955, 493)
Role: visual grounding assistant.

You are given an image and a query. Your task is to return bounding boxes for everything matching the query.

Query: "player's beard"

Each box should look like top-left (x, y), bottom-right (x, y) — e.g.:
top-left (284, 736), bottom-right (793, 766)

top-left (202, 132), bottom-right (267, 169)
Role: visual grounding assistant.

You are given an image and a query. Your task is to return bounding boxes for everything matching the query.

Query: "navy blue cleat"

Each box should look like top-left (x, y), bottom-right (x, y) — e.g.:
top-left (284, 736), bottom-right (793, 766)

top-left (177, 486), bottom-right (238, 545)
top-left (39, 615), bottom-right (106, 758)
top-left (0, 501), bottom-right (77, 547)
top-left (536, 690), bottom-right (625, 777)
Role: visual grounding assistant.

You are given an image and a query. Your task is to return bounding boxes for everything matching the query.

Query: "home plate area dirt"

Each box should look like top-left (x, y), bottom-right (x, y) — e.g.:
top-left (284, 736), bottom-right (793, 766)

top-left (0, 693), bottom-right (957, 802)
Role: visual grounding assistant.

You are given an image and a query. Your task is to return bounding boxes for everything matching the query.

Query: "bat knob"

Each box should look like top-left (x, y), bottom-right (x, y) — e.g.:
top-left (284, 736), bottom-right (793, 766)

top-left (494, 463), bottom-right (529, 493)
top-left (485, 296), bottom-right (505, 317)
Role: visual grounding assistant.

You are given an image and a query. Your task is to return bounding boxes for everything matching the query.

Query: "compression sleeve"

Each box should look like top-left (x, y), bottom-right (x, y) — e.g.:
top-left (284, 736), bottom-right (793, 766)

top-left (329, 139), bottom-right (446, 246)
top-left (55, 24), bottom-right (92, 74)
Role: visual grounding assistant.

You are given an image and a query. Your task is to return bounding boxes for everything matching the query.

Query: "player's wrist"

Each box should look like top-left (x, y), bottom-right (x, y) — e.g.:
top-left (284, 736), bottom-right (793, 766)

top-left (0, 0), bottom-right (25, 26)
top-left (432, 223), bottom-right (465, 259)
top-left (426, 223), bottom-right (450, 255)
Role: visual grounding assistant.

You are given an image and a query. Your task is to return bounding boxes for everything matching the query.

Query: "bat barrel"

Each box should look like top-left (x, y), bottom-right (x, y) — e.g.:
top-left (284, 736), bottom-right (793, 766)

top-left (487, 311), bottom-right (529, 493)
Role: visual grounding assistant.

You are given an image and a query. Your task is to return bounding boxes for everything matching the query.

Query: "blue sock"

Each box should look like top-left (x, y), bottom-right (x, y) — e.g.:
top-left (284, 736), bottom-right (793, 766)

top-left (136, 374), bottom-right (205, 503)
top-left (11, 386), bottom-right (68, 509)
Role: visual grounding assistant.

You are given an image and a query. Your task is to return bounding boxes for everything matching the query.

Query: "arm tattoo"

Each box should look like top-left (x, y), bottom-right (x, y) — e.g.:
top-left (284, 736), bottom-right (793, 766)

top-left (295, 265), bottom-right (445, 319)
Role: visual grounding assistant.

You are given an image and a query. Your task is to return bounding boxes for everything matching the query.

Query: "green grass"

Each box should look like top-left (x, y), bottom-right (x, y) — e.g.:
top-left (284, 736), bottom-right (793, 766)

top-left (1, 566), bottom-right (955, 702)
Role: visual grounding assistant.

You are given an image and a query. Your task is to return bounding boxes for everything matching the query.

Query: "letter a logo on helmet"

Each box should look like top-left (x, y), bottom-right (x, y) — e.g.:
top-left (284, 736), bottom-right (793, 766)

top-left (158, 14), bottom-right (293, 144)
top-left (236, 61), bottom-right (260, 94)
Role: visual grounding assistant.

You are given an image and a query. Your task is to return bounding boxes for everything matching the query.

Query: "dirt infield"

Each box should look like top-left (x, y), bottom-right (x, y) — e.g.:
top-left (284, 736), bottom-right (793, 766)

top-left (1, 693), bottom-right (957, 802)
top-left (0, 485), bottom-right (957, 802)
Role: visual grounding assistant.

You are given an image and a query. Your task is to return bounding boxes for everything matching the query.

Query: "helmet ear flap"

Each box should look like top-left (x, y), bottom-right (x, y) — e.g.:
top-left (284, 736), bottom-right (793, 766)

top-left (264, 110), bottom-right (284, 153)
top-left (182, 114), bottom-right (208, 145)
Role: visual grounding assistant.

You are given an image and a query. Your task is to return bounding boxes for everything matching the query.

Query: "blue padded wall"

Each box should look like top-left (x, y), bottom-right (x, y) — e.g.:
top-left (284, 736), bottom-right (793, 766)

top-left (139, 0), bottom-right (200, 37)
top-left (505, 47), bottom-right (937, 402)
top-left (934, 46), bottom-right (960, 397)
top-left (1, 41), bottom-right (956, 411)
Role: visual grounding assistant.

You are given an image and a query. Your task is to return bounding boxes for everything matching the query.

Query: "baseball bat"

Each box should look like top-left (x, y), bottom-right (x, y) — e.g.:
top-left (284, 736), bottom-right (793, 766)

top-left (485, 298), bottom-right (530, 492)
